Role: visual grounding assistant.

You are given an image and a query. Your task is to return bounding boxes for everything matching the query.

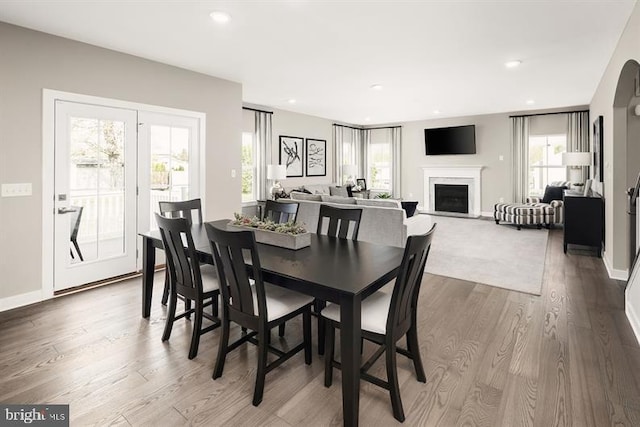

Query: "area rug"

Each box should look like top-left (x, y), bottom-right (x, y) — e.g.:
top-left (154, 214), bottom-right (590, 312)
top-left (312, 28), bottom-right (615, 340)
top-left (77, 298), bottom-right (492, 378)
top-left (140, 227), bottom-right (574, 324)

top-left (424, 215), bottom-right (549, 295)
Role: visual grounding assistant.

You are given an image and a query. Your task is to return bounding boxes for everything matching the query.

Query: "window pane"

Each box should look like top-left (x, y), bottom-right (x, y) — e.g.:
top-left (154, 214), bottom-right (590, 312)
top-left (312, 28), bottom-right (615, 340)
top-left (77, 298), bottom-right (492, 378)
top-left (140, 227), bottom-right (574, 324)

top-left (369, 141), bottom-right (391, 190)
top-left (528, 134), bottom-right (567, 196)
top-left (242, 132), bottom-right (255, 203)
top-left (149, 125), bottom-right (193, 230)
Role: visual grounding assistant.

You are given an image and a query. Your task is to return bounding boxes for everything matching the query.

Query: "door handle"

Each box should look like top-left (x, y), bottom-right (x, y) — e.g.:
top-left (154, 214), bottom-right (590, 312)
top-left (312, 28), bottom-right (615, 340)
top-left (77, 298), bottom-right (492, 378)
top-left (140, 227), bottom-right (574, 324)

top-left (58, 207), bottom-right (77, 214)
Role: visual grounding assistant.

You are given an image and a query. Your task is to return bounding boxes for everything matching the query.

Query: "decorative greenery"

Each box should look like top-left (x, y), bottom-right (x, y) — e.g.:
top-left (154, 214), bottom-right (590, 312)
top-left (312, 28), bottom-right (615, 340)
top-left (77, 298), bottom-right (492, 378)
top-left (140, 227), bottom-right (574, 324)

top-left (376, 192), bottom-right (392, 199)
top-left (231, 213), bottom-right (307, 235)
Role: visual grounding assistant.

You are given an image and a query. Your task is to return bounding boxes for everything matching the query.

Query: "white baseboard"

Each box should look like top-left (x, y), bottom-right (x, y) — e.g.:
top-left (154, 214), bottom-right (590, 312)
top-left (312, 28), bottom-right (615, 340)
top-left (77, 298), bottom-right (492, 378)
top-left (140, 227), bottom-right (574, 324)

top-left (603, 253), bottom-right (628, 281)
top-left (481, 211), bottom-right (494, 218)
top-left (626, 302), bottom-right (640, 346)
top-left (0, 290), bottom-right (43, 313)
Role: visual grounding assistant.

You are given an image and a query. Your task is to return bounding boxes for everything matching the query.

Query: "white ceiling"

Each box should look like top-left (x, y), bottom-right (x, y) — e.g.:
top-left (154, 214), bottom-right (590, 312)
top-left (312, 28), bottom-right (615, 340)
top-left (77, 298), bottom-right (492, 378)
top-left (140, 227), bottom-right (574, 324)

top-left (0, 0), bottom-right (636, 124)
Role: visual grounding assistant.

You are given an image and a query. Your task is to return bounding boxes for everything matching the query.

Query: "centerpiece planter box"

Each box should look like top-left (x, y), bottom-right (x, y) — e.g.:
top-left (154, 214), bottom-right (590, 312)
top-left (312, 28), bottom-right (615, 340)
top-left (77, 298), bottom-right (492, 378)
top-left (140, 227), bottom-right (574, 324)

top-left (228, 223), bottom-right (311, 250)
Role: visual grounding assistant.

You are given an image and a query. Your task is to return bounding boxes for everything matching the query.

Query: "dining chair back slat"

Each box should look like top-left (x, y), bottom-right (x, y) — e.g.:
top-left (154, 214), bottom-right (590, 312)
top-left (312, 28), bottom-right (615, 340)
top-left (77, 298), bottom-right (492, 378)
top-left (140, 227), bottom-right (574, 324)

top-left (159, 199), bottom-right (203, 226)
top-left (263, 200), bottom-right (298, 223)
top-left (206, 224), bottom-right (265, 320)
top-left (155, 214), bottom-right (201, 299)
top-left (317, 204), bottom-right (362, 241)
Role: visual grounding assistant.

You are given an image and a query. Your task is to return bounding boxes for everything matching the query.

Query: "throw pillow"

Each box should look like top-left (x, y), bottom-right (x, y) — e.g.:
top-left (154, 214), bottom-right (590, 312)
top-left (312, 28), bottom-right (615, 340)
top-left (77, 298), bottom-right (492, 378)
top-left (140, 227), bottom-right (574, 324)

top-left (292, 187), bottom-right (312, 194)
top-left (401, 201), bottom-right (419, 218)
top-left (541, 185), bottom-right (567, 204)
top-left (329, 186), bottom-right (349, 197)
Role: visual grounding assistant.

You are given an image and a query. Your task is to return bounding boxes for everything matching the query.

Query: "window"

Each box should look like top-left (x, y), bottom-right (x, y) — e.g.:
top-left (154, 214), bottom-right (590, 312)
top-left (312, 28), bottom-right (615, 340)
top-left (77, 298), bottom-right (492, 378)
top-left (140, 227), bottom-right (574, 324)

top-left (368, 136), bottom-right (392, 191)
top-left (528, 134), bottom-right (566, 196)
top-left (241, 132), bottom-right (256, 203)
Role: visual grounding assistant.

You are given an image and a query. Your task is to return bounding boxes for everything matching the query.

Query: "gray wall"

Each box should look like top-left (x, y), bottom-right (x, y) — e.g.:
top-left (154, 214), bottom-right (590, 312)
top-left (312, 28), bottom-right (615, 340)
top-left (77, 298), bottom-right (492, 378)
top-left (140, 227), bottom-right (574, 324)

top-left (590, 0), bottom-right (640, 274)
top-left (0, 23), bottom-right (242, 302)
top-left (271, 107), bottom-right (335, 188)
top-left (400, 109), bottom-right (584, 213)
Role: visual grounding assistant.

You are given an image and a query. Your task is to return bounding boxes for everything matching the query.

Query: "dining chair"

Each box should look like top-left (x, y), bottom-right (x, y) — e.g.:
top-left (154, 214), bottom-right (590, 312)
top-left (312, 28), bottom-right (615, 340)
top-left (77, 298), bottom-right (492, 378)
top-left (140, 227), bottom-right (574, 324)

top-left (263, 200), bottom-right (299, 223)
top-left (155, 213), bottom-right (221, 359)
top-left (321, 224), bottom-right (436, 422)
top-left (69, 206), bottom-right (84, 261)
top-left (159, 199), bottom-right (203, 306)
top-left (314, 204), bottom-right (364, 354)
top-left (205, 222), bottom-right (313, 406)
top-left (263, 199), bottom-right (300, 337)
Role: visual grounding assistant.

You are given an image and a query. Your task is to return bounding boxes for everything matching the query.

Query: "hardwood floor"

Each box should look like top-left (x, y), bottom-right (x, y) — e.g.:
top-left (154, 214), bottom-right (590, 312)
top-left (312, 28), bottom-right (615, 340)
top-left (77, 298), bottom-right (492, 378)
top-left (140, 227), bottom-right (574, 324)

top-left (1, 229), bottom-right (639, 426)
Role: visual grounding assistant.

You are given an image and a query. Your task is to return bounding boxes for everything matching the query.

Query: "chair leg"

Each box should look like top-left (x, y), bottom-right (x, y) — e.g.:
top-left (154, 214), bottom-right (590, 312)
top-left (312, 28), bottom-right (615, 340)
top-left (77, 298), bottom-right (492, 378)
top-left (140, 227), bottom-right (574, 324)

top-left (253, 328), bottom-right (269, 406)
top-left (211, 294), bottom-right (219, 318)
top-left (315, 300), bottom-right (327, 355)
top-left (70, 248), bottom-right (75, 259)
top-left (161, 291), bottom-right (177, 341)
top-left (212, 317), bottom-right (230, 379)
top-left (303, 309), bottom-right (312, 365)
top-left (188, 299), bottom-right (203, 359)
top-left (278, 323), bottom-right (286, 337)
top-left (184, 299), bottom-right (192, 320)
top-left (407, 326), bottom-right (426, 383)
top-left (161, 271), bottom-right (170, 306)
top-left (386, 342), bottom-right (405, 422)
top-left (324, 323), bottom-right (335, 387)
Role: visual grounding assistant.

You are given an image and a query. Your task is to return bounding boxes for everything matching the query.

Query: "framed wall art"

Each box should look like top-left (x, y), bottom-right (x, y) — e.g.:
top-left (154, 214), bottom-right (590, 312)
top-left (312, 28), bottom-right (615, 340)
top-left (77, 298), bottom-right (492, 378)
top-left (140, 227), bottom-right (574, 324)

top-left (593, 115), bottom-right (604, 183)
top-left (279, 135), bottom-right (304, 177)
top-left (305, 138), bottom-right (326, 177)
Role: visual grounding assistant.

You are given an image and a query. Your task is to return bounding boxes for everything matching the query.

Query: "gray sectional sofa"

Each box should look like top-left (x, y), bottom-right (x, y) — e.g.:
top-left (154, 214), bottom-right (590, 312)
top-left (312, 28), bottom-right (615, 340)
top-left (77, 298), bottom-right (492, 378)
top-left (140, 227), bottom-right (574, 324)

top-left (285, 193), bottom-right (433, 248)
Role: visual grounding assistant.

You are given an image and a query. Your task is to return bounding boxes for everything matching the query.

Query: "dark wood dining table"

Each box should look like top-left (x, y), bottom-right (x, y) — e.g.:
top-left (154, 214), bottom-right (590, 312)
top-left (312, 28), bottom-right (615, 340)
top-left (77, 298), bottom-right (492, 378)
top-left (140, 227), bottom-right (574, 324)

top-left (139, 219), bottom-right (405, 427)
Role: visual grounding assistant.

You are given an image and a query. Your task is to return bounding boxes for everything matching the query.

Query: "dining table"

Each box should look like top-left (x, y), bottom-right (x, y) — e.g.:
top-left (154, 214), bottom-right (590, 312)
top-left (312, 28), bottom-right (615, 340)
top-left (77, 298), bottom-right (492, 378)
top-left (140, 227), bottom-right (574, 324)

top-left (139, 219), bottom-right (405, 427)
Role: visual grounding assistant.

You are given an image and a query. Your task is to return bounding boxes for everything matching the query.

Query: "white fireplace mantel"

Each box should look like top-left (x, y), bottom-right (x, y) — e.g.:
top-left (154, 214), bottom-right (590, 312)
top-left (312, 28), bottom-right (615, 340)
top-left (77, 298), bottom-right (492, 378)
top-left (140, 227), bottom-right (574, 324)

top-left (422, 166), bottom-right (484, 216)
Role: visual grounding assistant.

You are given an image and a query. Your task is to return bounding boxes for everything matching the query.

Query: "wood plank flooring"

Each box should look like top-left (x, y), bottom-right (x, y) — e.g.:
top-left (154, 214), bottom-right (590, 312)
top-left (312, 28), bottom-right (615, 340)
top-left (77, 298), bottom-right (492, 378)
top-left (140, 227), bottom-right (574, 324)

top-left (1, 229), bottom-right (639, 426)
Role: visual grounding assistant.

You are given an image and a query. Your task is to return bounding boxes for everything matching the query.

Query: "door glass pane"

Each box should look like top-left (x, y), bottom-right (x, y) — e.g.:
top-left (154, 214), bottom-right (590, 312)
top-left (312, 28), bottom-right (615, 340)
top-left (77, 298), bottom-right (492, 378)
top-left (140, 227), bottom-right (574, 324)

top-left (150, 125), bottom-right (191, 229)
top-left (69, 117), bottom-right (127, 263)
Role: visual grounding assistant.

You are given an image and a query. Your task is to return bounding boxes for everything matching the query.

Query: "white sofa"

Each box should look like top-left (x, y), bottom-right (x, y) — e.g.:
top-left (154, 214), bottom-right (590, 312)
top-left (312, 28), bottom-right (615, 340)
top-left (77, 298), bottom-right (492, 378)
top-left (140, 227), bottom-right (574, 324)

top-left (285, 193), bottom-right (433, 248)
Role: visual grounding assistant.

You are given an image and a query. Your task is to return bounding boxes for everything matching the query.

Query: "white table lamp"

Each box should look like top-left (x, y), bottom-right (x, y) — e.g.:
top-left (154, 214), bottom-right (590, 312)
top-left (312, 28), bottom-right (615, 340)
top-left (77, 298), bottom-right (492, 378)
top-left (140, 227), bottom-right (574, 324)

top-left (267, 164), bottom-right (287, 199)
top-left (343, 164), bottom-right (357, 186)
top-left (562, 152), bottom-right (591, 184)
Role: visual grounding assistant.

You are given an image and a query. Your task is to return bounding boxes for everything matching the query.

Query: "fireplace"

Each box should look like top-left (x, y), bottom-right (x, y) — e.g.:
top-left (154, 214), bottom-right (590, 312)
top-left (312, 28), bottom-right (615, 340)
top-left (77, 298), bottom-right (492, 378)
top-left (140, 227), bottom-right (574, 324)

top-left (434, 184), bottom-right (469, 214)
top-left (422, 166), bottom-right (484, 217)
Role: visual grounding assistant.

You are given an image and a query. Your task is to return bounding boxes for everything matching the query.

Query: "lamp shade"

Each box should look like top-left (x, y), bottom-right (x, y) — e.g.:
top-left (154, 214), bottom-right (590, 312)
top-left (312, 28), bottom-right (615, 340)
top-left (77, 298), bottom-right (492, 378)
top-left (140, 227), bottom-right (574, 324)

top-left (562, 152), bottom-right (591, 167)
top-left (267, 164), bottom-right (287, 180)
top-left (343, 164), bottom-right (357, 176)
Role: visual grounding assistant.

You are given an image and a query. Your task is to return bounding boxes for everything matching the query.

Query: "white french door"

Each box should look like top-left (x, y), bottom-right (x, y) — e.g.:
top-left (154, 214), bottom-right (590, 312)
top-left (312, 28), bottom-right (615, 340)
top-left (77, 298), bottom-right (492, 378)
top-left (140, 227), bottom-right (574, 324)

top-left (136, 112), bottom-right (201, 269)
top-left (54, 101), bottom-right (138, 290)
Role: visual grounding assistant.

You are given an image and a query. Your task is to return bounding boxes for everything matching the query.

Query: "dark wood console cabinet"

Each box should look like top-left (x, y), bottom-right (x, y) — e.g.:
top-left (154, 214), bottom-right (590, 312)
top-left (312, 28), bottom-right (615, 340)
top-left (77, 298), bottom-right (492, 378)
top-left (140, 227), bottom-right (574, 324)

top-left (563, 190), bottom-right (604, 257)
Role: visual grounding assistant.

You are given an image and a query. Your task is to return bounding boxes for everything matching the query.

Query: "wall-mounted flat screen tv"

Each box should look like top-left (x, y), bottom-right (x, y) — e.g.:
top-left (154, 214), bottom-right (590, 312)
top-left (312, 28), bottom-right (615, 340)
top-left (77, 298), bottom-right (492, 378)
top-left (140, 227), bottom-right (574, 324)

top-left (425, 125), bottom-right (476, 155)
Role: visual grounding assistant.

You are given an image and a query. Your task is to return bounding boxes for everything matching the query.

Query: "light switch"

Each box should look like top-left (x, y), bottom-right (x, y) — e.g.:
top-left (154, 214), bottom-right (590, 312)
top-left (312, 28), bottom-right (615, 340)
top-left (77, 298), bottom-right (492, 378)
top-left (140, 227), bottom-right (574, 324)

top-left (1, 183), bottom-right (32, 197)
top-left (499, 155), bottom-right (504, 161)
top-left (231, 169), bottom-right (237, 178)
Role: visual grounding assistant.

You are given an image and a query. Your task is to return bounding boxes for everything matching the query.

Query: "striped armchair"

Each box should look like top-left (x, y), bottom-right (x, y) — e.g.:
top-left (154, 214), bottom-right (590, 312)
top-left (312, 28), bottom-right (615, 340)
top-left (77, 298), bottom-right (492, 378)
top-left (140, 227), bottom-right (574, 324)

top-left (525, 196), bottom-right (564, 225)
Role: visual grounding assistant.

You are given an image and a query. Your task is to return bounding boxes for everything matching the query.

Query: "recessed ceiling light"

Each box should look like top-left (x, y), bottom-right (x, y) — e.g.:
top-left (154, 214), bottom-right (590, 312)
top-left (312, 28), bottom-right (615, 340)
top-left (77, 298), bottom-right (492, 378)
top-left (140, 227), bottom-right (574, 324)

top-left (287, 99), bottom-right (296, 104)
top-left (210, 11), bottom-right (231, 23)
top-left (370, 84), bottom-right (383, 90)
top-left (433, 110), bottom-right (441, 115)
top-left (526, 99), bottom-right (535, 105)
top-left (505, 60), bottom-right (522, 68)
top-left (364, 117), bottom-right (371, 122)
